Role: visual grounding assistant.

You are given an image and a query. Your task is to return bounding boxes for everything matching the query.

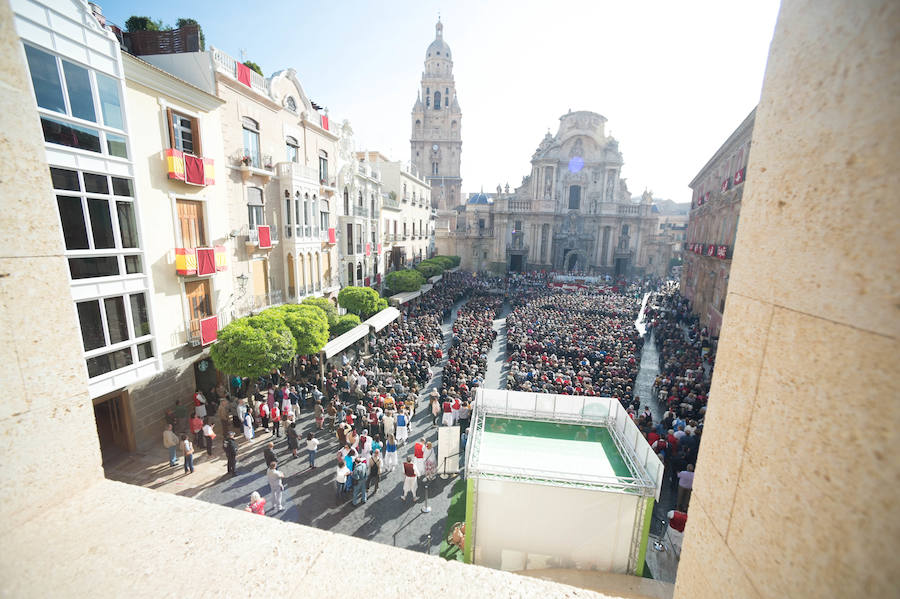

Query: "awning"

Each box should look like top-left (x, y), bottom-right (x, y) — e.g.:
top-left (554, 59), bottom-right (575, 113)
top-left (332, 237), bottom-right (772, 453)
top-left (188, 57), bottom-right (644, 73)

top-left (321, 324), bottom-right (369, 359)
top-left (428, 274), bottom-right (443, 284)
top-left (389, 290), bottom-right (421, 305)
top-left (363, 306), bottom-right (401, 333)
top-left (420, 283), bottom-right (434, 294)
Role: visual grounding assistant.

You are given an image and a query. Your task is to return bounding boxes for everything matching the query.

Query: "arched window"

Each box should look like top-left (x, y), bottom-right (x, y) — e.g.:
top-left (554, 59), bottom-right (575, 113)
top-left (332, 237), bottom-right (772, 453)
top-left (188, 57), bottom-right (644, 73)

top-left (358, 191), bottom-right (363, 206)
top-left (370, 194), bottom-right (375, 216)
top-left (434, 91), bottom-right (441, 110)
top-left (343, 188), bottom-right (349, 214)
top-left (247, 187), bottom-right (264, 229)
top-left (415, 119), bottom-right (421, 129)
top-left (568, 185), bottom-right (581, 210)
top-left (356, 262), bottom-right (363, 281)
top-left (320, 199), bottom-right (329, 231)
top-left (318, 150), bottom-right (328, 183)
top-left (285, 136), bottom-right (299, 163)
top-left (347, 262), bottom-right (354, 285)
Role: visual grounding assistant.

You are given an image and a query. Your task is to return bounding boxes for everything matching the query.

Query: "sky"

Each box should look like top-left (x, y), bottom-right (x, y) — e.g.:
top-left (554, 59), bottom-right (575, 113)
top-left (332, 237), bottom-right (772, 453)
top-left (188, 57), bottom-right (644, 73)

top-left (101, 0), bottom-right (781, 203)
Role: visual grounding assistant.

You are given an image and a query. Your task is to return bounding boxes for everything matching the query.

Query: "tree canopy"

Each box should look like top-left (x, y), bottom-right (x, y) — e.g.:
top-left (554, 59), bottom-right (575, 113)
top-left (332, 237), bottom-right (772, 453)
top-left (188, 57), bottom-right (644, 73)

top-left (385, 269), bottom-right (425, 293)
top-left (338, 286), bottom-right (383, 317)
top-left (209, 314), bottom-right (296, 379)
top-left (331, 314), bottom-right (361, 337)
top-left (415, 260), bottom-right (444, 278)
top-left (434, 254), bottom-right (460, 267)
top-left (302, 296), bottom-right (338, 327)
top-left (125, 16), bottom-right (165, 32)
top-left (243, 60), bottom-right (263, 76)
top-left (266, 304), bottom-right (329, 356)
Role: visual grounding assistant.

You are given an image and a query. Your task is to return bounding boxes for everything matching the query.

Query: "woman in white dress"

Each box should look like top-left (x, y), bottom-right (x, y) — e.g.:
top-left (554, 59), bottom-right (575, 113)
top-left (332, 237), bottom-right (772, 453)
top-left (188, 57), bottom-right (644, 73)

top-left (383, 433), bottom-right (398, 473)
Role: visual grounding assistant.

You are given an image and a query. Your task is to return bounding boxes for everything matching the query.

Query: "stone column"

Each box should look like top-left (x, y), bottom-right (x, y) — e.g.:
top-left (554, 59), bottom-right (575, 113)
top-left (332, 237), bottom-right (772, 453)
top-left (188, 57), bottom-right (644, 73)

top-left (674, 1), bottom-right (900, 597)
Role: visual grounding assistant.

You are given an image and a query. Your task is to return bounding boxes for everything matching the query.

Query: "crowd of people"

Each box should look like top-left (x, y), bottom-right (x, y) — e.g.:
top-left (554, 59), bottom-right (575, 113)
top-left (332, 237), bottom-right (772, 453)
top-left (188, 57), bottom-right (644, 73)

top-left (161, 268), bottom-right (711, 519)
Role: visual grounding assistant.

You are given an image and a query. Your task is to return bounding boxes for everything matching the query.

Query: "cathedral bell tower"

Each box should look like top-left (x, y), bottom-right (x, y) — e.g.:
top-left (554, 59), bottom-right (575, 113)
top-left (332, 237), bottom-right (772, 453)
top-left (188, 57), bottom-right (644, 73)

top-left (411, 19), bottom-right (462, 211)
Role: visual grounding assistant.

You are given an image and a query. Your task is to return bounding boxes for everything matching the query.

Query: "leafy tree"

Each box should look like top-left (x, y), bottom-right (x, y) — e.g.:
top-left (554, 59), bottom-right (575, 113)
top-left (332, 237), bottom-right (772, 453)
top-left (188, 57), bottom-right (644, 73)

top-left (175, 18), bottom-right (205, 50)
top-left (415, 260), bottom-right (444, 278)
top-left (375, 297), bottom-right (388, 313)
top-left (209, 314), bottom-right (296, 379)
top-left (385, 269), bottom-right (424, 293)
top-left (331, 314), bottom-right (361, 337)
top-left (434, 254), bottom-right (460, 267)
top-left (125, 16), bottom-right (166, 32)
top-left (429, 256), bottom-right (454, 270)
top-left (338, 286), bottom-right (382, 317)
top-left (243, 60), bottom-right (263, 76)
top-left (302, 296), bottom-right (338, 327)
top-left (266, 304), bottom-right (329, 356)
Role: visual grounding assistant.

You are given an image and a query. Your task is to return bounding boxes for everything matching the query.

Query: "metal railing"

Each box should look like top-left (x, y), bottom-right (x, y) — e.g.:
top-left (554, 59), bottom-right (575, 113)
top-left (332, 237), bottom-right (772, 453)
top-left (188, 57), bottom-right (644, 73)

top-left (247, 289), bottom-right (284, 311)
top-left (248, 228), bottom-right (279, 246)
top-left (352, 205), bottom-right (369, 218)
top-left (276, 162), bottom-right (319, 181)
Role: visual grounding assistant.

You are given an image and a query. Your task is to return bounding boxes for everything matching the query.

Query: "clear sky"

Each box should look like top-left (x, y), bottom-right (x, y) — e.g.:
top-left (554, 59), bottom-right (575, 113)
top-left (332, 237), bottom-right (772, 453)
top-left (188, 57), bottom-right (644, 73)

top-left (100, 0), bottom-right (781, 202)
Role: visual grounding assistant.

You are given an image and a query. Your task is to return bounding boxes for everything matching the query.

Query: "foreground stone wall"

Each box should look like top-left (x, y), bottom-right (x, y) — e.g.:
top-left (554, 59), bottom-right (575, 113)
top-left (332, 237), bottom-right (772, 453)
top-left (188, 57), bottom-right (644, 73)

top-left (675, 1), bottom-right (900, 597)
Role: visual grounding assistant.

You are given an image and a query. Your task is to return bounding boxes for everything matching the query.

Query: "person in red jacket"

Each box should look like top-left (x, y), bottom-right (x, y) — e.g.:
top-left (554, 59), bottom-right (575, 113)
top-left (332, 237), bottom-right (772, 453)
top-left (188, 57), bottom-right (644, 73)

top-left (441, 399), bottom-right (453, 427)
top-left (401, 457), bottom-right (418, 501)
top-left (244, 491), bottom-right (266, 515)
top-left (413, 438), bottom-right (426, 475)
top-left (271, 404), bottom-right (282, 437)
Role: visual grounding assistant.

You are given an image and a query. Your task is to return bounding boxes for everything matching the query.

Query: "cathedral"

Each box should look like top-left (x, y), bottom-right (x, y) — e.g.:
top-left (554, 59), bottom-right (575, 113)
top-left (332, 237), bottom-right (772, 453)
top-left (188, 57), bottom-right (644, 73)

top-left (414, 22), bottom-right (667, 277)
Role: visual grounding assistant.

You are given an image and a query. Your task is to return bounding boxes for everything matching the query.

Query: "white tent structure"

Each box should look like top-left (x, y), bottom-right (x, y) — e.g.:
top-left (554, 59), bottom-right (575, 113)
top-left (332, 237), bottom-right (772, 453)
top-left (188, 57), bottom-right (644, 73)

top-left (363, 307), bottom-right (400, 333)
top-left (420, 283), bottom-right (433, 295)
top-left (464, 389), bottom-right (663, 576)
top-left (389, 290), bottom-right (421, 306)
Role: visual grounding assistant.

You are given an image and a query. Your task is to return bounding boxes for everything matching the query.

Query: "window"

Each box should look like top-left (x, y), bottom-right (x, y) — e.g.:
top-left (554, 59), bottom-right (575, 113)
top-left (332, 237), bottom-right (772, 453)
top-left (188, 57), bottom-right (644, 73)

top-left (285, 96), bottom-right (297, 112)
top-left (168, 110), bottom-right (199, 155)
top-left (185, 280), bottom-right (212, 342)
top-left (432, 162), bottom-right (438, 176)
top-left (568, 185), bottom-right (581, 210)
top-left (77, 291), bottom-right (153, 377)
top-left (434, 91), bottom-right (441, 110)
top-left (346, 223), bottom-right (353, 254)
top-left (286, 136), bottom-right (299, 163)
top-left (318, 150), bottom-right (328, 183)
top-left (358, 191), bottom-right (363, 207)
top-left (247, 187), bottom-right (264, 229)
top-left (343, 188), bottom-right (350, 214)
top-left (176, 199), bottom-right (205, 247)
top-left (51, 168), bottom-right (140, 279)
top-left (284, 193), bottom-right (292, 238)
top-left (242, 117), bottom-right (260, 168)
top-left (24, 45), bottom-right (126, 158)
top-left (320, 199), bottom-right (330, 230)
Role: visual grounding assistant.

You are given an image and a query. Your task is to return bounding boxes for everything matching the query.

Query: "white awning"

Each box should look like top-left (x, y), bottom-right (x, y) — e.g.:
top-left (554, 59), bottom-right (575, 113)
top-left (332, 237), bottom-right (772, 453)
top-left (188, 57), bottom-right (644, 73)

top-left (428, 274), bottom-right (443, 284)
top-left (363, 306), bottom-right (401, 332)
top-left (321, 324), bottom-right (369, 359)
top-left (389, 290), bottom-right (421, 305)
top-left (420, 283), bottom-right (434, 294)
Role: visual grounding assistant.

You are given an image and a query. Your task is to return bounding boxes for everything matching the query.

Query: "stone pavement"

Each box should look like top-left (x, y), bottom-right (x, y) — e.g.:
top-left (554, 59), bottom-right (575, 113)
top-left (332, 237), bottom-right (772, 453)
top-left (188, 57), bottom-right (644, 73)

top-left (107, 298), bottom-right (470, 555)
top-left (483, 301), bottom-right (512, 390)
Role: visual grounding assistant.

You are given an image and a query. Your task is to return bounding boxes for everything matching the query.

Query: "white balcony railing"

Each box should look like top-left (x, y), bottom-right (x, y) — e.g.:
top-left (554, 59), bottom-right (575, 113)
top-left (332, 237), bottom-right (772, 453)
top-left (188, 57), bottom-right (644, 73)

top-left (211, 47), bottom-right (268, 95)
top-left (276, 161), bottom-right (319, 182)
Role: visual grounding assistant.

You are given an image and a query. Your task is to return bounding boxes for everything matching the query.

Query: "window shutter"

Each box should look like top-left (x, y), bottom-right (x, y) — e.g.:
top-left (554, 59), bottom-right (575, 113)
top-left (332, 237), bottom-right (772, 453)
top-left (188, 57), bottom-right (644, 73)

top-left (189, 116), bottom-right (202, 156)
top-left (166, 108), bottom-right (175, 149)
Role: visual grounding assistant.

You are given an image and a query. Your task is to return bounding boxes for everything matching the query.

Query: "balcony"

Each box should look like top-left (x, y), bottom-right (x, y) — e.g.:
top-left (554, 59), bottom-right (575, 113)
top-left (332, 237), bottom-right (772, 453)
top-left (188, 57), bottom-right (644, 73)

top-left (186, 313), bottom-right (224, 347)
top-left (239, 163), bottom-right (274, 184)
top-left (319, 177), bottom-right (336, 195)
top-left (321, 228), bottom-right (336, 244)
top-left (211, 46), bottom-right (268, 95)
top-left (509, 200), bottom-right (532, 211)
top-left (352, 205), bottom-right (369, 218)
top-left (246, 225), bottom-right (278, 250)
top-left (247, 289), bottom-right (284, 312)
top-left (175, 246), bottom-right (227, 276)
top-left (473, 228), bottom-right (495, 238)
top-left (165, 149), bottom-right (214, 186)
top-left (276, 162), bottom-right (319, 182)
top-left (383, 195), bottom-right (400, 209)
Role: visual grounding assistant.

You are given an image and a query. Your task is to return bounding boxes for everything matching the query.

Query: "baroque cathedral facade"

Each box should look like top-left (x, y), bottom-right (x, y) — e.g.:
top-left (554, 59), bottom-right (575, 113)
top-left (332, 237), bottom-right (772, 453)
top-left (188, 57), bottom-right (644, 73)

top-left (414, 23), bottom-right (667, 276)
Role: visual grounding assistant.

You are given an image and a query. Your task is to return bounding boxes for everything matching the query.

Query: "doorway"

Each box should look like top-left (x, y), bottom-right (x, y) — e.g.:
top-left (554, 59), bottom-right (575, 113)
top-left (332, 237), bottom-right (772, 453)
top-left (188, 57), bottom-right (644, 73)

top-left (509, 254), bottom-right (524, 272)
top-left (93, 391), bottom-right (135, 465)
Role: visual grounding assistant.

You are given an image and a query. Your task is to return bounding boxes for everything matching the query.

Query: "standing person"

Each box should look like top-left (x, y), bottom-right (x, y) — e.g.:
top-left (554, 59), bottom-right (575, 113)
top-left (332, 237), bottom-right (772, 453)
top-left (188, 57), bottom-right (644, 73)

top-left (223, 432), bottom-right (238, 476)
top-left (266, 461), bottom-right (285, 512)
top-left (334, 458), bottom-right (351, 500)
top-left (216, 399), bottom-right (231, 435)
top-left (244, 491), bottom-right (266, 515)
top-left (367, 449), bottom-right (382, 495)
top-left (271, 404), bottom-right (281, 437)
top-left (401, 456), bottom-right (418, 501)
top-left (181, 434), bottom-right (194, 474)
top-left (382, 411), bottom-right (395, 440)
top-left (201, 418), bottom-right (215, 456)
top-left (430, 393), bottom-right (441, 426)
top-left (242, 409), bottom-right (254, 442)
top-left (286, 420), bottom-right (299, 459)
top-left (326, 401), bottom-right (337, 432)
top-left (424, 441), bottom-right (437, 480)
top-left (258, 401), bottom-right (270, 433)
top-left (396, 410), bottom-right (409, 445)
top-left (384, 434), bottom-right (398, 473)
top-left (162, 424), bottom-right (179, 467)
top-left (190, 412), bottom-right (204, 446)
top-left (413, 438), bottom-right (426, 475)
top-left (441, 398), bottom-right (453, 427)
top-left (193, 389), bottom-right (207, 420)
top-left (351, 457), bottom-right (368, 506)
top-left (314, 400), bottom-right (325, 430)
top-left (306, 432), bottom-right (319, 470)
top-left (676, 464), bottom-right (695, 512)
top-left (263, 442), bottom-right (276, 468)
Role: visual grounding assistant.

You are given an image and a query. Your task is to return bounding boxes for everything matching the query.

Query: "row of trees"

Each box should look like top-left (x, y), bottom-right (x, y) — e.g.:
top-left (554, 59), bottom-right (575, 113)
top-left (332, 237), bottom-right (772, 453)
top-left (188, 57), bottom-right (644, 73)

top-left (384, 255), bottom-right (461, 294)
top-left (209, 287), bottom-right (391, 380)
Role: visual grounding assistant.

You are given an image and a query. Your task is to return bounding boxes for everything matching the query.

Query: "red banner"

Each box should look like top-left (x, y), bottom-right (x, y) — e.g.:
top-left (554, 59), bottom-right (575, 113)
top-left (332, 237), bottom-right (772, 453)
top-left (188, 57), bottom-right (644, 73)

top-left (721, 177), bottom-right (731, 193)
top-left (734, 167), bottom-right (745, 185)
top-left (320, 115), bottom-right (329, 130)
top-left (706, 244), bottom-right (715, 256)
top-left (327, 227), bottom-right (336, 244)
top-left (196, 247), bottom-right (216, 276)
top-left (236, 62), bottom-right (252, 87)
top-left (365, 242), bottom-right (371, 256)
top-left (184, 154), bottom-right (205, 185)
top-left (257, 225), bottom-right (271, 248)
top-left (200, 315), bottom-right (218, 345)
top-left (716, 245), bottom-right (728, 259)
